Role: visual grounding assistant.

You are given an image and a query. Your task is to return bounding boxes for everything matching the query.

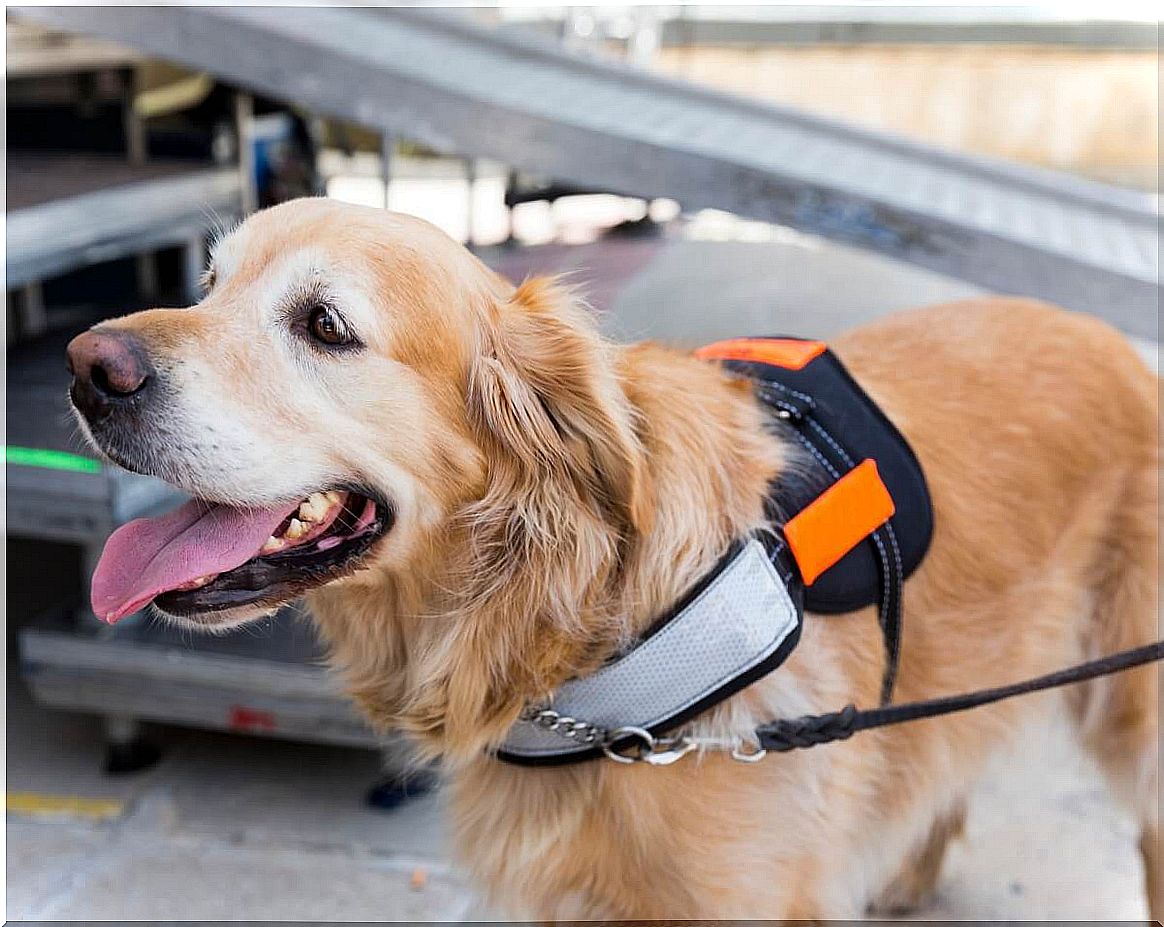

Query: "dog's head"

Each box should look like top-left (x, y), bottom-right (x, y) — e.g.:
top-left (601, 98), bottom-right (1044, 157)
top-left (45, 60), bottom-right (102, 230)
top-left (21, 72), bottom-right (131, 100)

top-left (72, 198), bottom-right (648, 632)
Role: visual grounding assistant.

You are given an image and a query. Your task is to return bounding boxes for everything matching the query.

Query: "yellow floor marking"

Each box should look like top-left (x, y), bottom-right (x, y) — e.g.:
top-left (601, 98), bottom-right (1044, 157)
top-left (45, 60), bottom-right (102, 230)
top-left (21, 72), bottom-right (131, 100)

top-left (7, 791), bottom-right (125, 821)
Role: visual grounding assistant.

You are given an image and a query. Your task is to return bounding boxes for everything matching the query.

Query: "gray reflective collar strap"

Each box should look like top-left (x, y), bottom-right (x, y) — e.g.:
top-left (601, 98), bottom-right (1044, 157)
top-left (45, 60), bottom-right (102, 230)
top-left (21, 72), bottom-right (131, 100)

top-left (496, 538), bottom-right (803, 766)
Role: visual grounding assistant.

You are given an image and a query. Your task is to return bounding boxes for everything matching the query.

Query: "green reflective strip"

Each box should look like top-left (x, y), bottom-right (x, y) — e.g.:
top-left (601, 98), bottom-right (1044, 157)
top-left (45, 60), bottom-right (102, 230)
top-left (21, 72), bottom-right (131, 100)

top-left (6, 446), bottom-right (101, 474)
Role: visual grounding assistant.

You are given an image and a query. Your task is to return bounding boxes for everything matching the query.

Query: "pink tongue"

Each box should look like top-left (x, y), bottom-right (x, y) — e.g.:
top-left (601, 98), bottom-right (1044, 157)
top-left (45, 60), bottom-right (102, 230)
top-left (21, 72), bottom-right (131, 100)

top-left (91, 498), bottom-right (300, 624)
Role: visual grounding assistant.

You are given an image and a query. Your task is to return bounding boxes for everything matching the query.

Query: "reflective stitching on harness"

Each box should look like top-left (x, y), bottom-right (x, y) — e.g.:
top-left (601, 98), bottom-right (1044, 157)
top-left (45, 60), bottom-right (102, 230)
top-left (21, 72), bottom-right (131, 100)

top-left (766, 536), bottom-right (796, 584)
top-left (880, 523), bottom-right (905, 701)
top-left (808, 418), bottom-right (854, 466)
top-left (757, 378), bottom-right (816, 407)
top-left (770, 399), bottom-right (801, 417)
top-left (869, 532), bottom-right (891, 638)
top-left (886, 524), bottom-right (904, 593)
top-left (796, 432), bottom-right (839, 479)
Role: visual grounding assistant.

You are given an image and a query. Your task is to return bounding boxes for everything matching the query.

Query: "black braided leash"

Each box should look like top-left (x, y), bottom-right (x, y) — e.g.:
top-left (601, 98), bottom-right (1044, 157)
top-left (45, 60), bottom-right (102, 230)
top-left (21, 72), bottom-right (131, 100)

top-left (755, 639), bottom-right (1164, 753)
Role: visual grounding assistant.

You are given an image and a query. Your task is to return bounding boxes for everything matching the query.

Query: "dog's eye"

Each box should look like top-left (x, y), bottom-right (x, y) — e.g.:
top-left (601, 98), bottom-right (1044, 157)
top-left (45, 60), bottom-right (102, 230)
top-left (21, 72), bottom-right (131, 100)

top-left (307, 306), bottom-right (355, 347)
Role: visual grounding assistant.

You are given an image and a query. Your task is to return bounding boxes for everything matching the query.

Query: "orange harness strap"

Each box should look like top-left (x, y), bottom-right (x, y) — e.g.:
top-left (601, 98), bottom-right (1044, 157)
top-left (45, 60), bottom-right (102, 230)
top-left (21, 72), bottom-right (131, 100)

top-left (694, 338), bottom-right (826, 371)
top-left (782, 459), bottom-right (895, 586)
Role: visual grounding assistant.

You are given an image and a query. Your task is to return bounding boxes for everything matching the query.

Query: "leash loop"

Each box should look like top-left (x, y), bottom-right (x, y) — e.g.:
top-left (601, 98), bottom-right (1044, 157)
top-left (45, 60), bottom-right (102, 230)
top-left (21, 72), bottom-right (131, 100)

top-left (757, 704), bottom-right (860, 753)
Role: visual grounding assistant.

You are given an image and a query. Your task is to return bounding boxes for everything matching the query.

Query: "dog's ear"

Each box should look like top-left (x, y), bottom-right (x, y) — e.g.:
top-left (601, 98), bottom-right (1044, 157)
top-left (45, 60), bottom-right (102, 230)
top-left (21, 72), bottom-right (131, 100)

top-left (469, 277), bottom-right (650, 532)
top-left (399, 278), bottom-right (651, 760)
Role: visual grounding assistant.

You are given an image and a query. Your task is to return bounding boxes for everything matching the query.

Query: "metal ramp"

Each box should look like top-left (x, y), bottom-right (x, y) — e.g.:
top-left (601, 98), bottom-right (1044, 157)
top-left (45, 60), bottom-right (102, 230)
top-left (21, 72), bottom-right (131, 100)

top-left (16, 5), bottom-right (1160, 340)
top-left (7, 162), bottom-right (240, 293)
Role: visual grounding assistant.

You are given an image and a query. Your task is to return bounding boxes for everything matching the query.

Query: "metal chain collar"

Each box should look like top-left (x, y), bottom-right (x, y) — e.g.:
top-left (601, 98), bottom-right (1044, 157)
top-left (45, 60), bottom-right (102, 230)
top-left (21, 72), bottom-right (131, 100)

top-left (518, 703), bottom-right (767, 766)
top-left (518, 704), bottom-right (605, 747)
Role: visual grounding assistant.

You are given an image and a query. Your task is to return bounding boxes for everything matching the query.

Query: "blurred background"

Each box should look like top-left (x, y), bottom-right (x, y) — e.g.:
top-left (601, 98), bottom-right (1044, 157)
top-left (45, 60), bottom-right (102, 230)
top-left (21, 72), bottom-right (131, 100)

top-left (5, 3), bottom-right (1159, 920)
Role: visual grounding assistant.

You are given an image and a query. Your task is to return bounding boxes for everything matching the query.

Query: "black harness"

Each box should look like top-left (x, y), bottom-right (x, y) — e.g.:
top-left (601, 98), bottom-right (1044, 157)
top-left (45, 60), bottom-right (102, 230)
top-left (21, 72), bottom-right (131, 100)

top-left (728, 339), bottom-right (932, 705)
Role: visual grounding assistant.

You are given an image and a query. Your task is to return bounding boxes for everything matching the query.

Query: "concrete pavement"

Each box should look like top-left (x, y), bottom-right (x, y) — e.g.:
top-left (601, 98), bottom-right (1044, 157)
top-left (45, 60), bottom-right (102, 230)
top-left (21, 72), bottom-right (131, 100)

top-left (8, 667), bottom-right (1149, 920)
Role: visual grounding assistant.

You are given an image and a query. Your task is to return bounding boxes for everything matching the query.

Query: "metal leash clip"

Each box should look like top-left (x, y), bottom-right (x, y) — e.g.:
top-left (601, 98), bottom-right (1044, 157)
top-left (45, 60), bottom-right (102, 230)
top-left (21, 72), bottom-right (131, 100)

top-left (601, 726), bottom-right (699, 766)
top-left (524, 703), bottom-right (770, 766)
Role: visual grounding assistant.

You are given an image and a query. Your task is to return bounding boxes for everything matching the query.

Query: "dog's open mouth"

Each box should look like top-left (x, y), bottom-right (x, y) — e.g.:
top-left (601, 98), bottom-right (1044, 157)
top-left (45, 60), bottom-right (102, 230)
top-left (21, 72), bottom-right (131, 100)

top-left (90, 488), bottom-right (391, 623)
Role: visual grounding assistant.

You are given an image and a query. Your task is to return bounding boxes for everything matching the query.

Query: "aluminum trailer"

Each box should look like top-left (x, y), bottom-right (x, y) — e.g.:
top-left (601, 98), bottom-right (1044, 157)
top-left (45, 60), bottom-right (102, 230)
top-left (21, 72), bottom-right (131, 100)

top-left (21, 609), bottom-right (377, 752)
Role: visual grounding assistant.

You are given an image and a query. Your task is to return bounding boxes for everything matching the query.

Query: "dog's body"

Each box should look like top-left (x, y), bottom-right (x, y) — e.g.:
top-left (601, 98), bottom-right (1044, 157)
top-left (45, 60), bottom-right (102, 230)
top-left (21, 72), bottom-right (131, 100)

top-left (70, 200), bottom-right (1158, 919)
top-left (438, 302), bottom-right (1160, 919)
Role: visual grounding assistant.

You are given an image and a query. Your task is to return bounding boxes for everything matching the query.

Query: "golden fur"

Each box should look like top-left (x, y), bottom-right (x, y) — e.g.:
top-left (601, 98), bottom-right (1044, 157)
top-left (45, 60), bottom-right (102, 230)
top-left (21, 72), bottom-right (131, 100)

top-left (91, 199), bottom-right (1159, 919)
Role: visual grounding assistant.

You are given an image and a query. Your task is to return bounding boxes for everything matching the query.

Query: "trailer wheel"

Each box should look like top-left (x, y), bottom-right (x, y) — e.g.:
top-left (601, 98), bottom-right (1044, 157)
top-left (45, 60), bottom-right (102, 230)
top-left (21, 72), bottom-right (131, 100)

top-left (365, 768), bottom-right (438, 811)
top-left (102, 715), bottom-right (162, 774)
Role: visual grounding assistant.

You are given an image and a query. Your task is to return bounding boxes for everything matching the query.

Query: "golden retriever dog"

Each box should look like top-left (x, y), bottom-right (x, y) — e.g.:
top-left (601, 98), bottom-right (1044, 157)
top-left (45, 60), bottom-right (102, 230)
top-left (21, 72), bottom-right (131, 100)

top-left (68, 198), bottom-right (1158, 920)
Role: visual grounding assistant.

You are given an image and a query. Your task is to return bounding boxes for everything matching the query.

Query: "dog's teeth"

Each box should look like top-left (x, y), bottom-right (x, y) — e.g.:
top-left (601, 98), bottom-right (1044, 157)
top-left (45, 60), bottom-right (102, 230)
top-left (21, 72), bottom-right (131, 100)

top-left (299, 491), bottom-right (331, 523)
top-left (285, 518), bottom-right (306, 540)
top-left (261, 535), bottom-right (284, 554)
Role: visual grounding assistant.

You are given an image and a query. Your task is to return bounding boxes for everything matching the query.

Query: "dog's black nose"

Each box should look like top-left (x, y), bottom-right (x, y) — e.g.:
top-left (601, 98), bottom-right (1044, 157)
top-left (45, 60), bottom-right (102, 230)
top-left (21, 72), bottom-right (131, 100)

top-left (66, 329), bottom-right (154, 423)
